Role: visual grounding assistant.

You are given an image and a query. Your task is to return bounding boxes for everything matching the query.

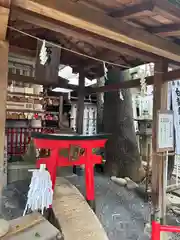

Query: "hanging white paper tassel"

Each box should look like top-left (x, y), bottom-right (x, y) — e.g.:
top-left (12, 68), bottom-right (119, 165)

top-left (103, 61), bottom-right (108, 80)
top-left (39, 40), bottom-right (48, 65)
top-left (139, 68), bottom-right (147, 96)
top-left (23, 164), bottom-right (53, 216)
top-left (119, 90), bottom-right (124, 101)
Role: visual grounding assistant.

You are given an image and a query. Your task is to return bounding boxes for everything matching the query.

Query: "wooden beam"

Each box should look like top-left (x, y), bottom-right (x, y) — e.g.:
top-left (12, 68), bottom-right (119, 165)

top-left (0, 0), bottom-right (11, 8)
top-left (9, 45), bottom-right (36, 58)
top-left (0, 1), bottom-right (11, 40)
top-left (74, 50), bottom-right (115, 73)
top-left (10, 8), bottom-right (156, 62)
top-left (11, 1), bottom-right (180, 62)
top-left (86, 68), bottom-right (180, 93)
top-left (86, 75), bottom-right (153, 94)
top-left (151, 61), bottom-right (168, 224)
top-left (81, 50), bottom-right (141, 72)
top-left (109, 1), bottom-right (154, 18)
top-left (149, 23), bottom-right (180, 37)
top-left (154, 0), bottom-right (180, 22)
top-left (12, 0), bottom-right (180, 62)
top-left (76, 70), bottom-right (85, 134)
top-left (8, 70), bottom-right (78, 90)
top-left (77, 0), bottom-right (108, 12)
top-left (0, 41), bottom-right (9, 205)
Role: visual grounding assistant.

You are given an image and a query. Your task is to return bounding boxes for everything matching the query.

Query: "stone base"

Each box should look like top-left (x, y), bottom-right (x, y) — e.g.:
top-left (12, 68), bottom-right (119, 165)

top-left (86, 199), bottom-right (96, 212)
top-left (8, 162), bottom-right (35, 184)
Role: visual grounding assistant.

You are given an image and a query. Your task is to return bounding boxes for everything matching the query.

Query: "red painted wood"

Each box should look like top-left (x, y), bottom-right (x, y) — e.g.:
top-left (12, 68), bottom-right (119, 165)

top-left (34, 136), bottom-right (107, 201)
top-left (151, 221), bottom-right (180, 240)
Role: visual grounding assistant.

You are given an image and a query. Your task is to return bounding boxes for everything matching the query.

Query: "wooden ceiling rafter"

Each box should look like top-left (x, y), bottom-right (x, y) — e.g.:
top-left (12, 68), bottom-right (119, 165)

top-left (10, 7), bottom-right (158, 63)
top-left (11, 0), bottom-right (180, 62)
top-left (76, 41), bottom-right (97, 56)
top-left (8, 26), bottom-right (45, 42)
top-left (83, 50), bottom-right (114, 69)
top-left (71, 0), bottom-right (109, 12)
top-left (9, 45), bottom-right (36, 58)
top-left (57, 34), bottom-right (86, 56)
top-left (7, 0), bottom-right (180, 85)
top-left (8, 70), bottom-right (78, 91)
top-left (0, 0), bottom-right (11, 8)
top-left (148, 23), bottom-right (180, 37)
top-left (109, 1), bottom-right (154, 19)
top-left (154, 0), bottom-right (180, 22)
top-left (72, 48), bottom-right (132, 76)
top-left (0, 0), bottom-right (11, 40)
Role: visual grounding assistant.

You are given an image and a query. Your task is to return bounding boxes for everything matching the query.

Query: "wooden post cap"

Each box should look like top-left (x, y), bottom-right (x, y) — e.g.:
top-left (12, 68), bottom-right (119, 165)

top-left (0, 219), bottom-right (10, 237)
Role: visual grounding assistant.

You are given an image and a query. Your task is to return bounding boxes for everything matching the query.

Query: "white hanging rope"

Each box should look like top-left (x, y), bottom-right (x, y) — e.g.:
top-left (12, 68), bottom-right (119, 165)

top-left (8, 26), bottom-right (130, 69)
top-left (103, 61), bottom-right (108, 79)
top-left (8, 26), bottom-right (167, 75)
top-left (23, 164), bottom-right (53, 216)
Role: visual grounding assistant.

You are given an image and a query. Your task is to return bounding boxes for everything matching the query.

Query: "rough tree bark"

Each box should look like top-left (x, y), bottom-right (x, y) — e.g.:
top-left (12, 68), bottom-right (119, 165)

top-left (167, 99), bottom-right (175, 180)
top-left (103, 68), bottom-right (145, 182)
top-left (96, 77), bottom-right (105, 133)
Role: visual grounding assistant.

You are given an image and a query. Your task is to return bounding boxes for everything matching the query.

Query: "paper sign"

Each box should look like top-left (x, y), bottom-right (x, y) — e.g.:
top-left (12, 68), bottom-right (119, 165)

top-left (157, 111), bottom-right (174, 152)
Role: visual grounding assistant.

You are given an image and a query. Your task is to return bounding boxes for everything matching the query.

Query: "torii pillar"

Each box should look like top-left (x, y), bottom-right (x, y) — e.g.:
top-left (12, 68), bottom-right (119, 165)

top-left (0, 1), bottom-right (10, 211)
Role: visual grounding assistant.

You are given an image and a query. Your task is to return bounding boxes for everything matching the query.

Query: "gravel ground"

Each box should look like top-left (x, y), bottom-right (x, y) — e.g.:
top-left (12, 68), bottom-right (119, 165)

top-left (68, 174), bottom-right (151, 240)
top-left (1, 174), bottom-right (180, 240)
top-left (67, 174), bottom-right (180, 240)
top-left (1, 179), bottom-right (29, 220)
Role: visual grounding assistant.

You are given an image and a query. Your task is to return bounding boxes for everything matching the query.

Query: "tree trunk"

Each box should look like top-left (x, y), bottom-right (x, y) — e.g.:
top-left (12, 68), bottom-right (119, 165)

top-left (167, 98), bottom-right (175, 181)
top-left (103, 68), bottom-right (144, 182)
top-left (167, 155), bottom-right (174, 181)
top-left (96, 77), bottom-right (105, 133)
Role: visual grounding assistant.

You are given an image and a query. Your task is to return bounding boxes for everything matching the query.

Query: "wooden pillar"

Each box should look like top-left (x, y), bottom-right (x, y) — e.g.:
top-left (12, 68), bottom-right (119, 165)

top-left (0, 41), bottom-right (9, 206)
top-left (96, 77), bottom-right (104, 133)
top-left (0, 1), bottom-right (10, 211)
top-left (74, 71), bottom-right (85, 175)
top-left (151, 61), bottom-right (168, 224)
top-left (76, 71), bottom-right (85, 134)
top-left (58, 95), bottom-right (63, 128)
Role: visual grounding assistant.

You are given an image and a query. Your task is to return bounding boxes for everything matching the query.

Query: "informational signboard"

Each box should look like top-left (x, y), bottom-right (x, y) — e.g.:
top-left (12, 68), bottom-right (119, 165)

top-left (157, 110), bottom-right (174, 152)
